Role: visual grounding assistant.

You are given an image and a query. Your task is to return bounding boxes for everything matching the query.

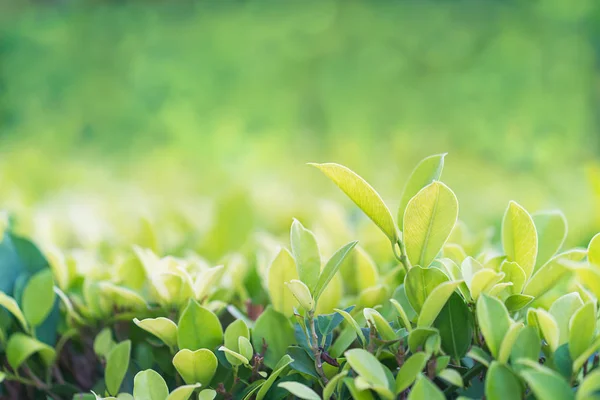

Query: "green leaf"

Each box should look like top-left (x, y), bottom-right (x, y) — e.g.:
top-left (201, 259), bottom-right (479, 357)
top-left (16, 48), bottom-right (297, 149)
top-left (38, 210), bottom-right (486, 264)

top-left (434, 292), bottom-right (472, 361)
top-left (6, 332), bottom-right (56, 370)
top-left (407, 375), bottom-right (444, 400)
top-left (500, 261), bottom-right (526, 295)
top-left (390, 298), bottom-right (413, 332)
top-left (408, 327), bottom-right (438, 353)
top-left (166, 384), bottom-right (201, 400)
top-left (255, 354), bottom-right (294, 400)
top-left (323, 371), bottom-right (348, 400)
top-left (197, 389), bottom-right (217, 400)
top-left (577, 369), bottom-right (600, 400)
top-left (277, 382), bottom-right (320, 400)
top-left (364, 308), bottom-right (396, 341)
top-left (267, 248), bottom-right (299, 317)
top-left (511, 326), bottom-right (540, 368)
top-left (521, 367), bottom-right (574, 400)
top-left (218, 346), bottom-right (249, 365)
top-left (549, 293), bottom-right (583, 346)
top-left (313, 241), bottom-right (358, 301)
top-left (467, 346), bottom-right (491, 367)
top-left (505, 294), bottom-right (534, 312)
top-left (290, 219), bottom-right (321, 293)
top-left (251, 306), bottom-right (295, 369)
top-left (533, 211), bottom-right (567, 271)
top-left (524, 249), bottom-right (585, 298)
top-left (0, 291), bottom-right (28, 331)
top-left (98, 282), bottom-right (147, 310)
top-left (105, 340), bottom-right (131, 395)
top-left (502, 201), bottom-right (538, 281)
top-left (22, 269), bottom-right (55, 327)
top-left (468, 269), bottom-right (504, 301)
top-left (133, 369), bottom-right (169, 400)
top-left (345, 348), bottom-right (388, 388)
top-left (476, 295), bottom-right (511, 358)
top-left (485, 362), bottom-right (523, 400)
top-left (93, 327), bottom-right (115, 358)
top-left (531, 309), bottom-right (560, 352)
top-left (285, 280), bottom-right (314, 311)
top-left (398, 154), bottom-right (446, 230)
top-left (575, 268), bottom-right (600, 299)
top-left (588, 232), bottom-right (600, 266)
top-left (497, 323), bottom-right (524, 364)
top-left (417, 280), bottom-right (461, 327)
top-left (569, 302), bottom-right (595, 361)
top-left (438, 369), bottom-right (463, 388)
top-left (238, 336), bottom-right (253, 361)
top-left (573, 336), bottom-right (600, 374)
top-left (343, 377), bottom-right (375, 400)
top-left (177, 300), bottom-right (223, 351)
top-left (333, 307), bottom-right (366, 345)
top-left (404, 181), bottom-right (459, 268)
top-left (404, 266), bottom-right (448, 314)
top-left (310, 162), bottom-right (397, 242)
top-left (134, 317), bottom-right (178, 350)
top-left (172, 348), bottom-right (218, 386)
top-left (224, 319), bottom-right (250, 366)
top-left (395, 352), bottom-right (429, 394)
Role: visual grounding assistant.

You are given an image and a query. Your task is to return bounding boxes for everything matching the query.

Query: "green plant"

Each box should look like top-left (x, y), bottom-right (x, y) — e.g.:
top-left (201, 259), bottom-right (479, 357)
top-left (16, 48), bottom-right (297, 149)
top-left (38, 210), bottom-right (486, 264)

top-left (1, 154), bottom-right (600, 399)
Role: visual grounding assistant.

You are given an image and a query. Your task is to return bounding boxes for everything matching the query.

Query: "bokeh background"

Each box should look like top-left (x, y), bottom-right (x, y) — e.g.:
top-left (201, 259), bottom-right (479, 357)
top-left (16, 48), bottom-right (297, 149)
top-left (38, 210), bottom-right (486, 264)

top-left (1, 0), bottom-right (600, 259)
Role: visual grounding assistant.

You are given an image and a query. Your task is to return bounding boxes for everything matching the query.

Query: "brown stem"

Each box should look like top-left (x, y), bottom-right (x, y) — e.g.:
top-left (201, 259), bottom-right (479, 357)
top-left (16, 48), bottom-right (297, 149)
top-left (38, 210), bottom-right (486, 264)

top-left (308, 311), bottom-right (329, 385)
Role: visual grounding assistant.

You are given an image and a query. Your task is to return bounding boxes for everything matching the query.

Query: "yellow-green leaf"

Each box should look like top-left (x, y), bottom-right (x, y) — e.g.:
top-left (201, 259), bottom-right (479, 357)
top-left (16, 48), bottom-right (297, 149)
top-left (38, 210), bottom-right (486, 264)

top-left (407, 375), bottom-right (444, 400)
top-left (502, 201), bottom-right (537, 281)
top-left (500, 261), bottom-right (526, 295)
top-left (133, 369), bottom-right (169, 400)
top-left (134, 317), bottom-right (178, 349)
top-left (549, 293), bottom-right (583, 346)
top-left (524, 249), bottom-right (585, 298)
top-left (105, 340), bottom-right (131, 395)
top-left (497, 323), bottom-right (524, 364)
top-left (476, 295), bottom-right (511, 358)
top-left (395, 352), bottom-right (429, 394)
top-left (0, 291), bottom-right (28, 332)
top-left (577, 369), bottom-right (600, 400)
top-left (345, 349), bottom-right (388, 388)
top-left (588, 233), bottom-right (600, 267)
top-left (533, 211), bottom-right (567, 271)
top-left (285, 279), bottom-right (314, 311)
top-left (267, 248), bottom-right (299, 317)
top-left (290, 219), bottom-right (321, 293)
top-left (418, 280), bottom-right (461, 327)
top-left (310, 163), bottom-right (397, 242)
top-left (166, 384), bottom-right (201, 400)
top-left (277, 382), bottom-right (320, 400)
top-left (22, 270), bottom-right (56, 327)
top-left (405, 266), bottom-right (449, 314)
top-left (404, 181), bottom-right (459, 268)
top-left (177, 300), bottom-right (223, 351)
top-left (485, 362), bottom-right (523, 400)
top-left (532, 309), bottom-right (560, 352)
top-left (172, 348), bottom-right (218, 386)
top-left (313, 241), bottom-right (357, 301)
top-left (223, 319), bottom-right (250, 366)
top-left (6, 333), bottom-right (56, 370)
top-left (569, 302), bottom-right (595, 361)
top-left (364, 308), bottom-right (396, 341)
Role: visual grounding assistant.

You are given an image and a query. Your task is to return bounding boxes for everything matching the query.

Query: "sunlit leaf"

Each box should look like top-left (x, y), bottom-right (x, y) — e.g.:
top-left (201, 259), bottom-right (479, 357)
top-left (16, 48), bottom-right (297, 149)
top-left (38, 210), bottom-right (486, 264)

top-left (290, 219), bottom-right (321, 293)
top-left (502, 201), bottom-right (537, 281)
top-left (172, 348), bottom-right (217, 386)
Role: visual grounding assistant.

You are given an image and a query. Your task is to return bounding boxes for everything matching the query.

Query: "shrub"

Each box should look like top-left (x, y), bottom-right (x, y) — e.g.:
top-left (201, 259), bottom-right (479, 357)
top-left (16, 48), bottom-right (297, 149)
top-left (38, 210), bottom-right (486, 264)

top-left (0, 154), bottom-right (599, 399)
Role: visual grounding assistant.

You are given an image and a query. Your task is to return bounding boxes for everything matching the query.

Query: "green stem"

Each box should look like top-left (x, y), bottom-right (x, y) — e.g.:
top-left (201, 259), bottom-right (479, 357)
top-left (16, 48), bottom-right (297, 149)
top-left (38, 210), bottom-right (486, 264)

top-left (393, 240), bottom-right (410, 271)
top-left (308, 311), bottom-right (329, 385)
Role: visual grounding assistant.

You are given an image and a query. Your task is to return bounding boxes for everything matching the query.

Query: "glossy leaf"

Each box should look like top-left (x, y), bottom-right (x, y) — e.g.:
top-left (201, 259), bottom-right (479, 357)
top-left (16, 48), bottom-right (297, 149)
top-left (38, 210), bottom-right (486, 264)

top-left (267, 248), bottom-right (299, 317)
top-left (134, 317), bottom-right (178, 349)
top-left (417, 280), bottom-right (461, 327)
top-left (404, 181), bottom-right (459, 268)
top-left (405, 266), bottom-right (448, 314)
top-left (549, 293), bottom-right (583, 346)
top-left (313, 241), bottom-right (358, 301)
top-left (434, 292), bottom-right (472, 360)
top-left (224, 319), bottom-right (250, 366)
top-left (290, 219), bottom-right (321, 292)
top-left (502, 201), bottom-right (538, 280)
top-left (172, 348), bottom-right (218, 386)
top-left (166, 384), bottom-right (201, 400)
top-left (569, 302), bottom-right (595, 361)
top-left (533, 211), bottom-right (567, 270)
top-left (133, 369), bottom-right (169, 400)
top-left (177, 300), bottom-right (223, 351)
top-left (524, 249), bottom-right (585, 298)
top-left (285, 279), bottom-right (314, 311)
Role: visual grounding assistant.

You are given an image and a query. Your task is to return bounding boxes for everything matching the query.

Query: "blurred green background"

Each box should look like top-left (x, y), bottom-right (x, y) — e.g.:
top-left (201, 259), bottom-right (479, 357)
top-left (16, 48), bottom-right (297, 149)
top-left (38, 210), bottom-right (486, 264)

top-left (1, 0), bottom-right (600, 255)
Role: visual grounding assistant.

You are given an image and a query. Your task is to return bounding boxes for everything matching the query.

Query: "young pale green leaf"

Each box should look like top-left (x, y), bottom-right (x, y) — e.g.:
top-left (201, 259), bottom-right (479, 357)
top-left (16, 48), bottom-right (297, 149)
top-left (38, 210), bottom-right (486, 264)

top-left (502, 201), bottom-right (538, 281)
top-left (575, 268), bottom-right (600, 299)
top-left (277, 382), bottom-right (320, 400)
top-left (166, 384), bottom-right (201, 400)
top-left (533, 211), bottom-right (567, 271)
top-left (345, 348), bottom-right (388, 388)
top-left (105, 340), bottom-right (131, 395)
top-left (218, 346), bottom-right (249, 365)
top-left (469, 269), bottom-right (504, 301)
top-left (177, 300), bottom-right (223, 351)
top-left (6, 333), bottom-right (56, 370)
top-left (290, 219), bottom-right (321, 292)
top-left (569, 302), bottom-right (595, 361)
top-left (398, 154), bottom-right (446, 230)
top-left (576, 369), bottom-right (600, 400)
top-left (334, 308), bottom-right (366, 345)
top-left (343, 377), bottom-right (376, 400)
top-left (438, 369), bottom-right (463, 388)
top-left (404, 181), bottom-right (459, 268)
top-left (511, 326), bottom-right (541, 371)
top-left (524, 249), bottom-right (585, 298)
top-left (173, 349), bottom-right (218, 386)
top-left (134, 317), bottom-right (178, 349)
top-left (434, 293), bottom-right (472, 361)
top-left (404, 266), bottom-right (448, 313)
top-left (313, 241), bottom-right (358, 301)
top-left (267, 248), bottom-right (299, 317)
top-left (310, 163), bottom-right (397, 242)
top-left (417, 280), bottom-right (461, 327)
top-left (477, 295), bottom-right (511, 358)
top-left (22, 269), bottom-right (55, 327)
top-left (194, 265), bottom-right (225, 301)
top-left (133, 369), bottom-right (169, 400)
top-left (407, 375), bottom-right (444, 400)
top-left (224, 319), bottom-right (250, 366)
top-left (395, 352), bottom-right (429, 394)
top-left (408, 327), bottom-right (438, 353)
top-left (497, 323), bottom-right (524, 364)
top-left (323, 371), bottom-right (348, 400)
top-left (504, 294), bottom-right (534, 312)
top-left (389, 298), bottom-right (413, 332)
top-left (588, 232), bottom-right (600, 266)
top-left (98, 282), bottom-right (148, 311)
top-left (197, 389), bottom-right (217, 400)
top-left (238, 336), bottom-right (253, 361)
top-left (364, 308), bottom-right (396, 341)
top-left (354, 245), bottom-right (379, 292)
top-left (285, 279), bottom-right (314, 311)
top-left (549, 293), bottom-right (583, 346)
top-left (500, 261), bottom-right (526, 294)
top-left (251, 306), bottom-right (295, 369)
top-left (531, 309), bottom-right (559, 353)
top-left (467, 346), bottom-right (491, 367)
top-left (0, 291), bottom-right (28, 331)
top-left (521, 367), bottom-right (574, 400)
top-left (255, 354), bottom-right (294, 400)
top-left (485, 362), bottom-right (523, 400)
top-left (93, 327), bottom-right (116, 358)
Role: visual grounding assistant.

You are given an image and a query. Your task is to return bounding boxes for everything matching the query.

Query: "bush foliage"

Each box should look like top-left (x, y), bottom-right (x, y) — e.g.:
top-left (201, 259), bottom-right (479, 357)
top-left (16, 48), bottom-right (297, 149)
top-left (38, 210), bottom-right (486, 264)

top-left (1, 154), bottom-right (600, 399)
